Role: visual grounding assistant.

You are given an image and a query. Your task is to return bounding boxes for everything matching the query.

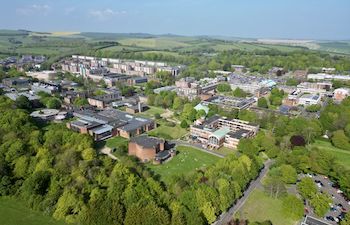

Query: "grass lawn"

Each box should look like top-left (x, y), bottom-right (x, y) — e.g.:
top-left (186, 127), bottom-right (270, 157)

top-left (148, 124), bottom-right (187, 140)
top-left (139, 106), bottom-right (166, 118)
top-left (0, 197), bottom-right (67, 225)
top-left (236, 190), bottom-right (298, 225)
top-left (106, 136), bottom-right (129, 149)
top-left (309, 140), bottom-right (350, 169)
top-left (148, 145), bottom-right (220, 184)
top-left (215, 146), bottom-right (237, 155)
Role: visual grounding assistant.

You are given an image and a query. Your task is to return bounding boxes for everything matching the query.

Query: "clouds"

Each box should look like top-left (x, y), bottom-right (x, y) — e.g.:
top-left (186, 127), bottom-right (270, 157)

top-left (89, 8), bottom-right (127, 21)
top-left (16, 4), bottom-right (51, 16)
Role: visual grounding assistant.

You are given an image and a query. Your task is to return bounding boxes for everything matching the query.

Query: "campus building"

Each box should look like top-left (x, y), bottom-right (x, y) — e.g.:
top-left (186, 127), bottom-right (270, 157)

top-left (190, 116), bottom-right (259, 149)
top-left (67, 109), bottom-right (156, 141)
top-left (87, 89), bottom-right (121, 108)
top-left (128, 135), bottom-right (176, 163)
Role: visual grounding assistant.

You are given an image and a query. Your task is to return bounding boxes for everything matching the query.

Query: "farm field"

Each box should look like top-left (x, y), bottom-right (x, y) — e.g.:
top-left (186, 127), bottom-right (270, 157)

top-left (148, 145), bottom-right (220, 184)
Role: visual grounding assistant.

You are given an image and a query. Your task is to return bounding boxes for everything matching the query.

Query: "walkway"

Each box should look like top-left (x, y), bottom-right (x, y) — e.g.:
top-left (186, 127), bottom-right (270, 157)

top-left (100, 146), bottom-right (119, 161)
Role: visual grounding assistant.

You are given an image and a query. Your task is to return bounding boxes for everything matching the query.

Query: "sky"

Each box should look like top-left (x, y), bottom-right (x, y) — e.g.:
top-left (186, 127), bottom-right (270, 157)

top-left (0, 0), bottom-right (349, 40)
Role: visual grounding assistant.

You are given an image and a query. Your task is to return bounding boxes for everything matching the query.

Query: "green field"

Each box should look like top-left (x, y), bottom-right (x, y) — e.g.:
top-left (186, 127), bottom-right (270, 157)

top-left (106, 136), bottom-right (129, 150)
top-left (148, 124), bottom-right (187, 140)
top-left (0, 197), bottom-right (67, 225)
top-left (139, 106), bottom-right (166, 118)
top-left (148, 145), bottom-right (220, 184)
top-left (236, 190), bottom-right (297, 225)
top-left (309, 140), bottom-right (350, 169)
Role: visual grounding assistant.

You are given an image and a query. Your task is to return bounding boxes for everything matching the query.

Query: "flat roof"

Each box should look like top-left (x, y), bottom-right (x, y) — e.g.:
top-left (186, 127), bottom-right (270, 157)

top-left (302, 216), bottom-right (331, 225)
top-left (212, 127), bottom-right (231, 139)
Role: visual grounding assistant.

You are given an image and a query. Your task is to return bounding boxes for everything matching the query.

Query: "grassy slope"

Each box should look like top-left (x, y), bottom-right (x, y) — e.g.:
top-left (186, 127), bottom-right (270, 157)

top-left (236, 190), bottom-right (297, 225)
top-left (0, 197), bottom-right (67, 225)
top-left (309, 140), bottom-right (350, 169)
top-left (148, 145), bottom-right (220, 184)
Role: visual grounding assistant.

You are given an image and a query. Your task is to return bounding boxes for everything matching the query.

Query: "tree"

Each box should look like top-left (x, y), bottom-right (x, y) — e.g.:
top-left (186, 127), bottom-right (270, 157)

top-left (181, 103), bottom-right (197, 122)
top-left (257, 97), bottom-right (268, 108)
top-left (232, 88), bottom-right (247, 98)
top-left (264, 176), bottom-right (286, 198)
top-left (340, 213), bottom-right (350, 225)
top-left (15, 95), bottom-right (32, 109)
top-left (285, 78), bottom-right (300, 86)
top-left (46, 97), bottom-right (61, 109)
top-left (73, 97), bottom-right (88, 106)
top-left (237, 139), bottom-right (259, 156)
top-left (279, 164), bottom-right (297, 184)
top-left (305, 104), bottom-right (321, 112)
top-left (196, 109), bottom-right (206, 119)
top-left (216, 83), bottom-right (231, 92)
top-left (282, 195), bottom-right (304, 220)
top-left (180, 120), bottom-right (188, 128)
top-left (297, 177), bottom-right (317, 199)
top-left (310, 193), bottom-right (332, 217)
top-left (173, 97), bottom-right (183, 110)
top-left (332, 130), bottom-right (350, 150)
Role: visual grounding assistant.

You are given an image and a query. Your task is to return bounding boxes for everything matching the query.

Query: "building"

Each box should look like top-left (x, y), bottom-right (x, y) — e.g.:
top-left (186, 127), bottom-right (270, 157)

top-left (87, 89), bottom-right (121, 108)
top-left (307, 73), bottom-right (350, 81)
top-left (296, 82), bottom-right (332, 94)
top-left (284, 89), bottom-right (321, 106)
top-left (30, 109), bottom-right (67, 121)
top-left (31, 82), bottom-right (61, 94)
top-left (67, 109), bottom-right (156, 140)
top-left (190, 116), bottom-right (259, 149)
top-left (2, 77), bottom-right (30, 88)
top-left (301, 216), bottom-right (331, 225)
top-left (153, 86), bottom-right (177, 94)
top-left (201, 96), bottom-right (256, 111)
top-left (321, 67), bottom-right (336, 74)
top-left (231, 65), bottom-right (246, 73)
top-left (26, 70), bottom-right (57, 81)
top-left (128, 135), bottom-right (175, 163)
top-left (333, 88), bottom-right (350, 101)
top-left (125, 102), bottom-right (148, 114)
top-left (5, 91), bottom-right (41, 106)
top-left (127, 77), bottom-right (148, 85)
top-left (293, 70), bottom-right (308, 80)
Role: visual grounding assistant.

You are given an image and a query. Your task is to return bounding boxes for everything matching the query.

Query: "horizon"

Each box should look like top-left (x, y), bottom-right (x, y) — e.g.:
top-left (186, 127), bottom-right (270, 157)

top-left (0, 0), bottom-right (350, 40)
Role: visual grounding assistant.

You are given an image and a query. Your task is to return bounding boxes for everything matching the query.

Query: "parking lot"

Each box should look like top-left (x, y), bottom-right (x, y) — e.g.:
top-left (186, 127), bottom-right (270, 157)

top-left (300, 174), bottom-right (349, 224)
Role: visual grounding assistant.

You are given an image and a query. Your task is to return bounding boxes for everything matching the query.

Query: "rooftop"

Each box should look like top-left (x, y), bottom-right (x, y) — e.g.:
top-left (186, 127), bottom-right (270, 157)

top-left (130, 135), bottom-right (164, 149)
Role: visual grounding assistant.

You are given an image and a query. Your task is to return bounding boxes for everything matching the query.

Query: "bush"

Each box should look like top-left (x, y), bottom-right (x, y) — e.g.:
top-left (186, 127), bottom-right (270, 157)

top-left (154, 113), bottom-right (161, 119)
top-left (165, 121), bottom-right (176, 127)
top-left (180, 120), bottom-right (189, 128)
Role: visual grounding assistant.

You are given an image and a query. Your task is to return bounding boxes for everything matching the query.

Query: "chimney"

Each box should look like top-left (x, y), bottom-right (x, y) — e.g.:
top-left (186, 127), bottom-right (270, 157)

top-left (138, 102), bottom-right (142, 113)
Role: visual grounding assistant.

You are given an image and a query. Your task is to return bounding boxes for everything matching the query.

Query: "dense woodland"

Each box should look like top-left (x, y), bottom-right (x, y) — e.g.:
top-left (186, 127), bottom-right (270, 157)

top-left (0, 94), bottom-right (263, 225)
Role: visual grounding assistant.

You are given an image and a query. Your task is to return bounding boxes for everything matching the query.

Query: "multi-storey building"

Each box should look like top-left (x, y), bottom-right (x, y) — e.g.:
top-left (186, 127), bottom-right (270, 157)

top-left (190, 116), bottom-right (259, 149)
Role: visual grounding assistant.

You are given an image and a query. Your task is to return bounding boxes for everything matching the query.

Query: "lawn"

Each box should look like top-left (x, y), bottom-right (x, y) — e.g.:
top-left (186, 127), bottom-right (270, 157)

top-left (106, 136), bottom-right (129, 150)
top-left (216, 146), bottom-right (236, 155)
top-left (139, 106), bottom-right (166, 118)
top-left (236, 190), bottom-right (298, 225)
top-left (309, 140), bottom-right (350, 169)
top-left (148, 124), bottom-right (187, 140)
top-left (0, 197), bottom-right (67, 225)
top-left (148, 145), bottom-right (220, 184)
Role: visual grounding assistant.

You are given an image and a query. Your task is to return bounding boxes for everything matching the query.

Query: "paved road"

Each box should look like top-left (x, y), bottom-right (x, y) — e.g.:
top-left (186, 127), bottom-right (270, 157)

top-left (100, 146), bottom-right (119, 161)
top-left (213, 159), bottom-right (274, 225)
top-left (170, 140), bottom-right (225, 158)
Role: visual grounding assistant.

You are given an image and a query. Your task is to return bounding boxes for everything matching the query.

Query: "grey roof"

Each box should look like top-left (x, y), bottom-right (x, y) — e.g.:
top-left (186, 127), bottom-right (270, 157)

top-left (130, 135), bottom-right (164, 149)
top-left (227, 129), bottom-right (250, 139)
top-left (73, 109), bottom-right (154, 132)
top-left (155, 150), bottom-right (171, 160)
top-left (302, 216), bottom-right (331, 225)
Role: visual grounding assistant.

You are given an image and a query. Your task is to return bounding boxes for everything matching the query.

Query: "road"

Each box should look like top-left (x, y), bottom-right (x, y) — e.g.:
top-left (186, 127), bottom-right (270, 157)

top-left (213, 159), bottom-right (274, 225)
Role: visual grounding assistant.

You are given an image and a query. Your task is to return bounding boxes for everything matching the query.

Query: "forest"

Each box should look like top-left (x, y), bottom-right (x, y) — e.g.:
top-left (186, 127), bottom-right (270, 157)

top-left (0, 94), bottom-right (263, 225)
